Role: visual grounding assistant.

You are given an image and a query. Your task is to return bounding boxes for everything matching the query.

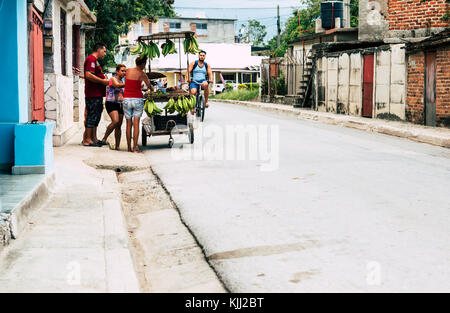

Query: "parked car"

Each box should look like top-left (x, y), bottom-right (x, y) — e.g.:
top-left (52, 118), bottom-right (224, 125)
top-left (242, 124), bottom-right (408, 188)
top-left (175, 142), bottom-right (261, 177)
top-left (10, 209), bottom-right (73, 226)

top-left (212, 80), bottom-right (238, 93)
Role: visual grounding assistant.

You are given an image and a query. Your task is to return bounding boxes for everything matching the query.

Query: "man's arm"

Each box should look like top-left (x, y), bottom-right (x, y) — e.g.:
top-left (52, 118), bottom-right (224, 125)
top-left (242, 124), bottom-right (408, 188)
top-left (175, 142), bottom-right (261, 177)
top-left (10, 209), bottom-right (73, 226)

top-left (207, 64), bottom-right (213, 83)
top-left (85, 71), bottom-right (109, 86)
top-left (186, 62), bottom-right (195, 82)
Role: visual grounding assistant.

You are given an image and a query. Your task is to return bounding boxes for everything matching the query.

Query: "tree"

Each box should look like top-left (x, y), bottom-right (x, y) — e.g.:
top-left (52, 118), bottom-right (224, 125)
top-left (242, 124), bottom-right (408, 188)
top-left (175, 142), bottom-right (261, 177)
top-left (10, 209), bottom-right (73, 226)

top-left (268, 0), bottom-right (359, 57)
top-left (240, 19), bottom-right (267, 46)
top-left (84, 0), bottom-right (175, 67)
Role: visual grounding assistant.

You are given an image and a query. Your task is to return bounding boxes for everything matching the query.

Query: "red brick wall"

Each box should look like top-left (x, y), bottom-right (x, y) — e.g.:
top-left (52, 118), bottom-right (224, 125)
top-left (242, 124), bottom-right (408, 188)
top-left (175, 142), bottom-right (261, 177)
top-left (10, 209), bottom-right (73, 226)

top-left (436, 46), bottom-right (450, 127)
top-left (407, 46), bottom-right (450, 127)
top-left (406, 52), bottom-right (425, 124)
top-left (389, 0), bottom-right (449, 31)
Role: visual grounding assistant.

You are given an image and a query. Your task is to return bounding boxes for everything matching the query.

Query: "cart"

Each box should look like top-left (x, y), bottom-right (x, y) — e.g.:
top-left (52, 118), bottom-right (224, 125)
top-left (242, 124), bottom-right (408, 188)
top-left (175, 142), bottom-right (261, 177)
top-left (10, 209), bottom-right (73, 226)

top-left (137, 32), bottom-right (196, 148)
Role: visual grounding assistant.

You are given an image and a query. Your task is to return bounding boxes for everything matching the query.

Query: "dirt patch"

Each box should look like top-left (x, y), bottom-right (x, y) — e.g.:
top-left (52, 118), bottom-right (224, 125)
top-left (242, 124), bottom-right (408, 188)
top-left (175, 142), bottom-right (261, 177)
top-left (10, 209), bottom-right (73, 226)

top-left (117, 168), bottom-right (226, 293)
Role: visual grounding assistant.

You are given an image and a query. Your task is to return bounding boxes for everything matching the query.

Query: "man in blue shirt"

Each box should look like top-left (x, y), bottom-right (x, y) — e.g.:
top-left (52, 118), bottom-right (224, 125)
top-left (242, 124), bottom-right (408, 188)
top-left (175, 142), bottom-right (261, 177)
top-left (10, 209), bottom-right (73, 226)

top-left (187, 50), bottom-right (213, 108)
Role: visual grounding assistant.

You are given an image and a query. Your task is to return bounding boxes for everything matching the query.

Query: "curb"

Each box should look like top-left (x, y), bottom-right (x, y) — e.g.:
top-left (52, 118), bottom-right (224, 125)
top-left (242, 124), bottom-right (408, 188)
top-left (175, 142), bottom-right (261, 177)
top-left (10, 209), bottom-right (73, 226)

top-left (212, 100), bottom-right (450, 149)
top-left (0, 171), bottom-right (56, 253)
top-left (97, 169), bottom-right (140, 293)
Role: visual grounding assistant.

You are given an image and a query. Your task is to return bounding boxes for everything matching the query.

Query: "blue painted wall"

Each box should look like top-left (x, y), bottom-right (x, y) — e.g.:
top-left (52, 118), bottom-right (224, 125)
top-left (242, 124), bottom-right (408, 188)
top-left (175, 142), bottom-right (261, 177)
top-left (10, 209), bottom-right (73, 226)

top-left (0, 0), bottom-right (29, 170)
top-left (1, 0), bottom-right (29, 123)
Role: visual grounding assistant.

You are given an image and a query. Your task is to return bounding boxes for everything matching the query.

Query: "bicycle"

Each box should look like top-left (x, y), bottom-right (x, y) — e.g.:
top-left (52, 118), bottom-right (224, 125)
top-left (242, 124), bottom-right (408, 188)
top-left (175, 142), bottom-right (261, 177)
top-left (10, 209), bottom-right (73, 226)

top-left (190, 80), bottom-right (209, 122)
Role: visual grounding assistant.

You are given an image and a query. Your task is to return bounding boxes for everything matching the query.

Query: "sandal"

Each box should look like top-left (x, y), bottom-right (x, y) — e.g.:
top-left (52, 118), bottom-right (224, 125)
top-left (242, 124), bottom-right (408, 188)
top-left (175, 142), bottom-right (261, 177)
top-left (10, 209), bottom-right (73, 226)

top-left (83, 142), bottom-right (101, 147)
top-left (96, 140), bottom-right (108, 146)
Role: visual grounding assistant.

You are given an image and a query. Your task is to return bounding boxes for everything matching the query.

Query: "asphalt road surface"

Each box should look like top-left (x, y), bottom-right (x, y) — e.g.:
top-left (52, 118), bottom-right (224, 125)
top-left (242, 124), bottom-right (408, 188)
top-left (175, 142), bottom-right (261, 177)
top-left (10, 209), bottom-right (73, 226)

top-left (142, 101), bottom-right (450, 292)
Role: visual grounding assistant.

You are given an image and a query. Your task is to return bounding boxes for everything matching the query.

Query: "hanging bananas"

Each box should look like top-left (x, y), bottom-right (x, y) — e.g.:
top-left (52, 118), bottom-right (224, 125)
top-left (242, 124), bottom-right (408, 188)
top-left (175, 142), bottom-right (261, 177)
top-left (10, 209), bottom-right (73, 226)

top-left (163, 96), bottom-right (197, 116)
top-left (184, 33), bottom-right (202, 54)
top-left (161, 39), bottom-right (177, 57)
top-left (131, 42), bottom-right (142, 55)
top-left (144, 99), bottom-right (163, 118)
top-left (137, 41), bottom-right (160, 60)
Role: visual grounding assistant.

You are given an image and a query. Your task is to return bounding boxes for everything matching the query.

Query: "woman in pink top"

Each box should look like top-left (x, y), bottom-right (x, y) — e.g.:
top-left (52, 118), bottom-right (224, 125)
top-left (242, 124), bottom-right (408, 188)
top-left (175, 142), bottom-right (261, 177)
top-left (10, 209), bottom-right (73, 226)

top-left (123, 56), bottom-right (153, 153)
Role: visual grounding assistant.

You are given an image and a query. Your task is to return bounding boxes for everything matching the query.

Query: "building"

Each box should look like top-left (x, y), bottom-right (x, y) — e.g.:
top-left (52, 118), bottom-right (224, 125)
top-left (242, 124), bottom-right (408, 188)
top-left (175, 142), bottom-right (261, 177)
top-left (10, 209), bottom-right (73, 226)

top-left (274, 0), bottom-right (449, 127)
top-left (405, 30), bottom-right (450, 127)
top-left (120, 16), bottom-right (236, 45)
top-left (42, 0), bottom-right (97, 146)
top-left (115, 18), bottom-right (266, 93)
top-left (1, 0), bottom-right (55, 174)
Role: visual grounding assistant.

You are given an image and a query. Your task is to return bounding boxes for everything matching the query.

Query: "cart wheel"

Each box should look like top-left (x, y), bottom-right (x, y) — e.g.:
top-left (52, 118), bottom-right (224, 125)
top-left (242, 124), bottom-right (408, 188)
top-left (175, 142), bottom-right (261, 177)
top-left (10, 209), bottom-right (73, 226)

top-left (142, 126), bottom-right (147, 146)
top-left (168, 138), bottom-right (174, 148)
top-left (189, 125), bottom-right (194, 144)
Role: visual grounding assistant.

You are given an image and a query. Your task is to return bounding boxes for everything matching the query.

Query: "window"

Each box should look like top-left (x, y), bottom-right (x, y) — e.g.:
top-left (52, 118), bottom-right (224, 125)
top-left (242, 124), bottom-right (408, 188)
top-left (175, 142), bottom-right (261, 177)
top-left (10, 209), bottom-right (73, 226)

top-left (72, 25), bottom-right (81, 72)
top-left (169, 22), bottom-right (181, 32)
top-left (133, 22), bottom-right (145, 37)
top-left (60, 8), bottom-right (66, 76)
top-left (196, 23), bottom-right (207, 35)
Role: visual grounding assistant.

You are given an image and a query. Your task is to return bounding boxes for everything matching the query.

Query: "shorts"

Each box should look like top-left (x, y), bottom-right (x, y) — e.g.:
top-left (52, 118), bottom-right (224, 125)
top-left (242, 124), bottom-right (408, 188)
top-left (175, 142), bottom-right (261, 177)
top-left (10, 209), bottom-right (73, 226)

top-left (105, 101), bottom-right (124, 115)
top-left (85, 97), bottom-right (104, 128)
top-left (189, 79), bottom-right (206, 91)
top-left (123, 98), bottom-right (144, 120)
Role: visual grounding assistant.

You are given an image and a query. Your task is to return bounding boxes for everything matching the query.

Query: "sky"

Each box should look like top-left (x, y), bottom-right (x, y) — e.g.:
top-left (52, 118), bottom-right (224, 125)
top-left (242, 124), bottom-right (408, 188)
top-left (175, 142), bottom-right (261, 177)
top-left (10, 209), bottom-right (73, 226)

top-left (173, 0), bottom-right (305, 43)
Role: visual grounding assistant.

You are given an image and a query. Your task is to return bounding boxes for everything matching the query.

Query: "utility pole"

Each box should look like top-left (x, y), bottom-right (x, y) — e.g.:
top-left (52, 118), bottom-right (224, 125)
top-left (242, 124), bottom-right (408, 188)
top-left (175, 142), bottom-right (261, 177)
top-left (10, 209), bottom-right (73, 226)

top-left (277, 5), bottom-right (281, 48)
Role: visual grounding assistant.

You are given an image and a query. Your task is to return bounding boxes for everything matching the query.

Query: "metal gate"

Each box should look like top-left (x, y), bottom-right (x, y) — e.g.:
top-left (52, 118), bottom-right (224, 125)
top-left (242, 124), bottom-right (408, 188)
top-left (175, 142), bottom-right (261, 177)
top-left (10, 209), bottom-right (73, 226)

top-left (362, 54), bottom-right (374, 118)
top-left (425, 51), bottom-right (437, 126)
top-left (29, 7), bottom-right (44, 121)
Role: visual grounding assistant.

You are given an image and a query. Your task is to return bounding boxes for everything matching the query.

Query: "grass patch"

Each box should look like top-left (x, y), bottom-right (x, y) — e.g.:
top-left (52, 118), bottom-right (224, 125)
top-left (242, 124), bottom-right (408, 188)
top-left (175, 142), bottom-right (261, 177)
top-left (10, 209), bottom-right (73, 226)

top-left (211, 89), bottom-right (259, 101)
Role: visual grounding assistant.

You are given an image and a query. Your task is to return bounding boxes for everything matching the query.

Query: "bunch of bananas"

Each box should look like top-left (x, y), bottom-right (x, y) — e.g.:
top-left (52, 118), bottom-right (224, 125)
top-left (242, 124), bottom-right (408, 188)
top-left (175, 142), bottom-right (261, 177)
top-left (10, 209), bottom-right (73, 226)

top-left (164, 96), bottom-right (197, 116)
top-left (184, 33), bottom-right (201, 54)
top-left (161, 39), bottom-right (177, 56)
top-left (130, 41), bottom-right (160, 60)
top-left (144, 99), bottom-right (163, 118)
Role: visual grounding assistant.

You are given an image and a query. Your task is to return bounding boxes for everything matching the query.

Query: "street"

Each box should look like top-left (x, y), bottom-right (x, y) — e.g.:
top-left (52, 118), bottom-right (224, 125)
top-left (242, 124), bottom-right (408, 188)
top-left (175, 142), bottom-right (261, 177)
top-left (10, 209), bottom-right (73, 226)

top-left (142, 101), bottom-right (450, 292)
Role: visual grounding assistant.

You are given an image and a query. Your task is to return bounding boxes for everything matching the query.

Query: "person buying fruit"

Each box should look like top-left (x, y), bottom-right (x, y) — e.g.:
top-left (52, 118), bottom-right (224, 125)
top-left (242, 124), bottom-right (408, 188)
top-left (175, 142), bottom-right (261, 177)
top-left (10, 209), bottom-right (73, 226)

top-left (101, 64), bottom-right (126, 150)
top-left (187, 50), bottom-right (213, 109)
top-left (123, 56), bottom-right (154, 153)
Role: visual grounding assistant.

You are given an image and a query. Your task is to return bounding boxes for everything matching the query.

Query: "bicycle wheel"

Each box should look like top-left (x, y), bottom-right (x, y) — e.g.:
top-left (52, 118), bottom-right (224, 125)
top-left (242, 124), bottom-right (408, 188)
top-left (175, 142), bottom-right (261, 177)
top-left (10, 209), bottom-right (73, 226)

top-left (196, 94), bottom-right (202, 118)
top-left (200, 95), bottom-right (206, 122)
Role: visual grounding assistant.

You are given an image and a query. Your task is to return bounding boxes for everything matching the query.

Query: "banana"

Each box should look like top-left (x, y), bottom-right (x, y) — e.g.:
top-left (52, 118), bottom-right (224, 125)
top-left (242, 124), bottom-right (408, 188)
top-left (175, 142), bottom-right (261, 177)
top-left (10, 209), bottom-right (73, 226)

top-left (131, 42), bottom-right (142, 55)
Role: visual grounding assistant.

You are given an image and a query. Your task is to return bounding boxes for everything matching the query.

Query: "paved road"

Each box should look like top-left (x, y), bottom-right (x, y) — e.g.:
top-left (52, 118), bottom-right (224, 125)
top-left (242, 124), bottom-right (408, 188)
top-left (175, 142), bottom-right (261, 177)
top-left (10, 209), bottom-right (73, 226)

top-left (142, 101), bottom-right (450, 292)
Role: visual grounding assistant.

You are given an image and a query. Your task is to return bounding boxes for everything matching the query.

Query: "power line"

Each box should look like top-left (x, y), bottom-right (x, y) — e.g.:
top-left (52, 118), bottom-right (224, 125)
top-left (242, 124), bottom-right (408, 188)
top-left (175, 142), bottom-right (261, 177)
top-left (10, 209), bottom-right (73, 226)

top-left (174, 6), bottom-right (297, 10)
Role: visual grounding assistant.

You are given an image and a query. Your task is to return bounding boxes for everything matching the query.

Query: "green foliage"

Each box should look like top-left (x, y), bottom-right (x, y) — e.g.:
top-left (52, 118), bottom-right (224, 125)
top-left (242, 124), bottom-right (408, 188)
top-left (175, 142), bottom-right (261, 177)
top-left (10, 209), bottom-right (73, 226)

top-left (268, 0), bottom-right (359, 57)
top-left (84, 0), bottom-right (175, 67)
top-left (246, 83), bottom-right (260, 90)
top-left (212, 89), bottom-right (259, 101)
top-left (276, 73), bottom-right (287, 95)
top-left (240, 20), bottom-right (267, 46)
top-left (238, 84), bottom-right (249, 90)
top-left (225, 83), bottom-right (235, 92)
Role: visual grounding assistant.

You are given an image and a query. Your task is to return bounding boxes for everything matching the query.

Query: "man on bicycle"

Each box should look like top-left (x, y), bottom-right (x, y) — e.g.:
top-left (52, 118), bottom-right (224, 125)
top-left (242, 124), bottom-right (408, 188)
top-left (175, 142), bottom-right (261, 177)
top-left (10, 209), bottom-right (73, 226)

top-left (187, 50), bottom-right (213, 109)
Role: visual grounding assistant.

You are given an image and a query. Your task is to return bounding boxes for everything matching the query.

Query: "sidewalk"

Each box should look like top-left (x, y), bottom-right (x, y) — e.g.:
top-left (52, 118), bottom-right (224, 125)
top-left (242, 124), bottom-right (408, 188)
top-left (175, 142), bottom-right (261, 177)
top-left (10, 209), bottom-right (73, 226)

top-left (0, 127), bottom-right (140, 292)
top-left (212, 100), bottom-right (450, 149)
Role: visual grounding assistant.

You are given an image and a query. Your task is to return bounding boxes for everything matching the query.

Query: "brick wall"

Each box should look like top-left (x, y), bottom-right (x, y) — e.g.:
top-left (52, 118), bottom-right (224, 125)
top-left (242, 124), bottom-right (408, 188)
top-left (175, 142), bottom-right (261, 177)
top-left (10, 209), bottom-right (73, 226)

top-left (406, 46), bottom-right (450, 127)
top-left (389, 0), bottom-right (449, 31)
top-left (406, 51), bottom-right (425, 124)
top-left (436, 46), bottom-right (450, 127)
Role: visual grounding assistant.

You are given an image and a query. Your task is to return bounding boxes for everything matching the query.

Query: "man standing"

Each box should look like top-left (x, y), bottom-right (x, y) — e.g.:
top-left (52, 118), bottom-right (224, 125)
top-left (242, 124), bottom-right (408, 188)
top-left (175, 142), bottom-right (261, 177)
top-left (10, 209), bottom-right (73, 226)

top-left (187, 50), bottom-right (213, 108)
top-left (82, 43), bottom-right (109, 147)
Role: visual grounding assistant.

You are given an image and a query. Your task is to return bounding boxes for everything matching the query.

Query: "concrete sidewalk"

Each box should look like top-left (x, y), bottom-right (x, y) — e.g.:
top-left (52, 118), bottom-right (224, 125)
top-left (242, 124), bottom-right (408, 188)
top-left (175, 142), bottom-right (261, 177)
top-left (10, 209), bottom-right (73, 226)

top-left (0, 128), bottom-right (140, 292)
top-left (212, 100), bottom-right (450, 149)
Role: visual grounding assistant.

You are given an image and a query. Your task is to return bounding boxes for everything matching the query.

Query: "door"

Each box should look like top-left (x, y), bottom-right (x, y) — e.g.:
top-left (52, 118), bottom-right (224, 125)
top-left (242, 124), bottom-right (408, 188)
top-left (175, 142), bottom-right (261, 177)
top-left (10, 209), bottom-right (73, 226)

top-left (29, 7), bottom-right (45, 121)
top-left (425, 51), bottom-right (436, 126)
top-left (362, 54), bottom-right (374, 118)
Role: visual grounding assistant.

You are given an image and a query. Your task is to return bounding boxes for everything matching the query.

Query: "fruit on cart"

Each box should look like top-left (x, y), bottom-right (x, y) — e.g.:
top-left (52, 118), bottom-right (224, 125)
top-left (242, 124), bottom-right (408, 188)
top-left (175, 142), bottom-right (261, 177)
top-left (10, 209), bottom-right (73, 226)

top-left (140, 41), bottom-right (160, 60)
top-left (145, 99), bottom-right (163, 117)
top-left (161, 39), bottom-right (177, 56)
top-left (184, 33), bottom-right (202, 54)
top-left (131, 42), bottom-right (142, 55)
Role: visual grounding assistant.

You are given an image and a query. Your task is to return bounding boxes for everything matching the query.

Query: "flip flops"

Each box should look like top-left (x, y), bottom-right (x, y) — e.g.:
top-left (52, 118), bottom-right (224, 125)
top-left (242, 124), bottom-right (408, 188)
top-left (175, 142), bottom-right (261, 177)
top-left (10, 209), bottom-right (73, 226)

top-left (82, 141), bottom-right (101, 147)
